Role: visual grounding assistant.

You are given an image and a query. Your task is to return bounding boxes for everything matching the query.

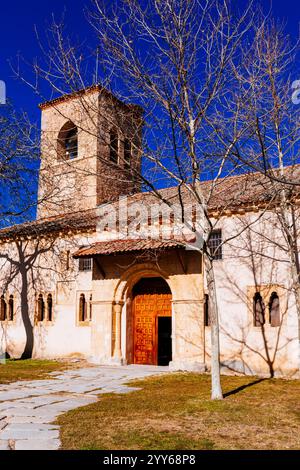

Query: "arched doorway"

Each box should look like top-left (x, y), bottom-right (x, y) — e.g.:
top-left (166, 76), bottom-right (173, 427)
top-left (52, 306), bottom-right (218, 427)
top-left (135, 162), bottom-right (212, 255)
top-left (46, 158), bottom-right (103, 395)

top-left (131, 277), bottom-right (172, 366)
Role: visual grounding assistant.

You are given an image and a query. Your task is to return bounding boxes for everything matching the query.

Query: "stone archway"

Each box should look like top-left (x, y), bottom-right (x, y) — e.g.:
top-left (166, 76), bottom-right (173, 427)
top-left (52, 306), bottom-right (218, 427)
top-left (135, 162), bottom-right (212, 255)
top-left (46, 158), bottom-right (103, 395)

top-left (112, 264), bottom-right (173, 365)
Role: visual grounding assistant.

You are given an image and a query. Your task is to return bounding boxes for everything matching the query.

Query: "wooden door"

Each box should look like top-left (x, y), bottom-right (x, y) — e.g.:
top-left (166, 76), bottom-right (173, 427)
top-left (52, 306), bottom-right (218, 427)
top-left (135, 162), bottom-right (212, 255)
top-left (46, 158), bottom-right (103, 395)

top-left (133, 292), bottom-right (172, 365)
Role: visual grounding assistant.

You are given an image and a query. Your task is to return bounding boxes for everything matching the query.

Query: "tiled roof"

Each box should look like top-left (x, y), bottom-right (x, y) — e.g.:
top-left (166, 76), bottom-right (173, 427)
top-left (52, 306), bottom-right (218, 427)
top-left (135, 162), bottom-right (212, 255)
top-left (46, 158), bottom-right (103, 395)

top-left (0, 208), bottom-right (99, 241)
top-left (73, 238), bottom-right (185, 257)
top-left (38, 84), bottom-right (143, 113)
top-left (128, 165), bottom-right (300, 214)
top-left (1, 165), bottom-right (299, 242)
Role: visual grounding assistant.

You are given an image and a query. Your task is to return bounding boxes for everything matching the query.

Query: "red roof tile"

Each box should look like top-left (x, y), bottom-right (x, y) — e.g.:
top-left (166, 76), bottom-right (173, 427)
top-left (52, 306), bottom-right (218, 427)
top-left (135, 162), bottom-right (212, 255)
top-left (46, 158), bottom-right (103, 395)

top-left (73, 238), bottom-right (185, 257)
top-left (38, 84), bottom-right (143, 114)
top-left (1, 165), bottom-right (299, 242)
top-left (0, 208), bottom-right (98, 241)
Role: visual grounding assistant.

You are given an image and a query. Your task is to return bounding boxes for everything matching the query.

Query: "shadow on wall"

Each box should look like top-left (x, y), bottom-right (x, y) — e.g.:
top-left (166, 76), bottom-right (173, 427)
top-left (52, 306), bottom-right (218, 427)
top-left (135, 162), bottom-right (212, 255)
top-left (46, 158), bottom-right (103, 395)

top-left (210, 220), bottom-right (297, 378)
top-left (0, 236), bottom-right (81, 359)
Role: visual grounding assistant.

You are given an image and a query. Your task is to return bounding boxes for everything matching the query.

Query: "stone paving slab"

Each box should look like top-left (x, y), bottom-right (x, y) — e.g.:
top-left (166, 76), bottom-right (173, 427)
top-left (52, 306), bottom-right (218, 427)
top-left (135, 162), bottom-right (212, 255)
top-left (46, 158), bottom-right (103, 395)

top-left (0, 439), bottom-right (9, 450)
top-left (8, 415), bottom-right (59, 424)
top-left (0, 365), bottom-right (168, 450)
top-left (4, 423), bottom-right (60, 431)
top-left (15, 439), bottom-right (61, 450)
top-left (0, 427), bottom-right (60, 439)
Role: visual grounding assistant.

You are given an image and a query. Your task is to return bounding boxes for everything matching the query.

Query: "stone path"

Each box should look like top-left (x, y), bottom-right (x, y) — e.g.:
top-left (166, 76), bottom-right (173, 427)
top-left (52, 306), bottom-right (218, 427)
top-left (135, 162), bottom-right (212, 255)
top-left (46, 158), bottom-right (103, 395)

top-left (0, 365), bottom-right (168, 450)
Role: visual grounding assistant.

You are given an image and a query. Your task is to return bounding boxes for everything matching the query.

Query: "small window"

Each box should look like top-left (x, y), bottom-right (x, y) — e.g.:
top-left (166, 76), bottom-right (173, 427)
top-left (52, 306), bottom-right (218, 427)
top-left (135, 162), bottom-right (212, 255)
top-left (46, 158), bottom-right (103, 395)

top-left (47, 294), bottom-right (53, 322)
top-left (110, 129), bottom-right (118, 163)
top-left (89, 294), bottom-right (93, 321)
top-left (37, 294), bottom-right (45, 322)
top-left (79, 258), bottom-right (92, 272)
top-left (253, 292), bottom-right (265, 326)
top-left (8, 295), bottom-right (14, 321)
top-left (66, 250), bottom-right (70, 271)
top-left (269, 292), bottom-right (280, 327)
top-left (192, 206), bottom-right (197, 224)
top-left (204, 294), bottom-right (211, 326)
top-left (79, 293), bottom-right (87, 322)
top-left (124, 138), bottom-right (131, 166)
top-left (0, 295), bottom-right (7, 321)
top-left (208, 230), bottom-right (222, 260)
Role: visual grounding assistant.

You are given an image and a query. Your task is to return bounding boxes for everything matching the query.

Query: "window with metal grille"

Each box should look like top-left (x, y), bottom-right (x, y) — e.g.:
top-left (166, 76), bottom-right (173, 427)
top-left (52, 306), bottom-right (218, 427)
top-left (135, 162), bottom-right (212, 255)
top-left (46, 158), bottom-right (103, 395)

top-left (79, 258), bottom-right (92, 272)
top-left (208, 230), bottom-right (222, 260)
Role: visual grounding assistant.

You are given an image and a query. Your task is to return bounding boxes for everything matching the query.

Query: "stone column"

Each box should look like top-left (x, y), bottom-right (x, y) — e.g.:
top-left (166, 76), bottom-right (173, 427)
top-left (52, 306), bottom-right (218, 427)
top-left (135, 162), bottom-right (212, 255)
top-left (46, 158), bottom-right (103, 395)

top-left (113, 302), bottom-right (123, 359)
top-left (112, 301), bottom-right (124, 364)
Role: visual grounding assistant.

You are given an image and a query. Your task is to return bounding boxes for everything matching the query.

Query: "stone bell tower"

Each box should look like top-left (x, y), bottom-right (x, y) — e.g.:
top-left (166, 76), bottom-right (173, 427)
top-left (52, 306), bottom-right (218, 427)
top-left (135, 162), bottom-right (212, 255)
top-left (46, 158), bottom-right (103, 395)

top-left (37, 85), bottom-right (143, 219)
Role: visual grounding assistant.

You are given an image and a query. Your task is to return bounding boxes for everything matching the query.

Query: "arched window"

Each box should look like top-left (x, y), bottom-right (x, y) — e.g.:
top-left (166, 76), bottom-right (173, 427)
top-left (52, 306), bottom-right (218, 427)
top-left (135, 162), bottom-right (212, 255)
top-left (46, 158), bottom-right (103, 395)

top-left (37, 294), bottom-right (45, 322)
top-left (269, 292), bottom-right (280, 327)
top-left (204, 294), bottom-right (211, 327)
top-left (79, 293), bottom-right (87, 322)
top-left (124, 138), bottom-right (131, 166)
top-left (57, 121), bottom-right (78, 160)
top-left (8, 295), bottom-right (14, 321)
top-left (0, 295), bottom-right (7, 321)
top-left (109, 129), bottom-right (118, 163)
top-left (89, 294), bottom-right (93, 321)
top-left (253, 292), bottom-right (265, 326)
top-left (47, 294), bottom-right (53, 322)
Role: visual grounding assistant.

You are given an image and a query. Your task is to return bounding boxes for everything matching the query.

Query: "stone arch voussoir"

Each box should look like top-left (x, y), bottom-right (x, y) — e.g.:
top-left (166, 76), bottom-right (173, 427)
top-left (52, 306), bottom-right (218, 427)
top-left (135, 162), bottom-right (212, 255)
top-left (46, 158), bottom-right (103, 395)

top-left (113, 263), bottom-right (171, 304)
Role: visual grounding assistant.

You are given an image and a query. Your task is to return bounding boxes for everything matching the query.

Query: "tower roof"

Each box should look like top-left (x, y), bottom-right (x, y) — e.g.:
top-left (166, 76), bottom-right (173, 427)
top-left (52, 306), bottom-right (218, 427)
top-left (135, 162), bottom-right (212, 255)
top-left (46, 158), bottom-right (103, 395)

top-left (38, 84), bottom-right (143, 115)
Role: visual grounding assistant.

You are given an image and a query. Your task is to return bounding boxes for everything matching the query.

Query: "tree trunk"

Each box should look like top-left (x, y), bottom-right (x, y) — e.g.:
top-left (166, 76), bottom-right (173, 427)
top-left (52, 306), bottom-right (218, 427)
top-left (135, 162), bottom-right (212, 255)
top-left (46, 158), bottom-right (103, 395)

top-left (290, 262), bottom-right (300, 371)
top-left (20, 266), bottom-right (34, 359)
top-left (16, 244), bottom-right (34, 359)
top-left (204, 253), bottom-right (223, 400)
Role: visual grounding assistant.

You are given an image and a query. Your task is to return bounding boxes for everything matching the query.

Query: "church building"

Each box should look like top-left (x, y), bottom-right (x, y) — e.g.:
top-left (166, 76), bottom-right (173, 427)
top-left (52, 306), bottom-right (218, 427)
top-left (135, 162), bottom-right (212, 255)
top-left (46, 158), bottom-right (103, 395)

top-left (0, 86), bottom-right (299, 378)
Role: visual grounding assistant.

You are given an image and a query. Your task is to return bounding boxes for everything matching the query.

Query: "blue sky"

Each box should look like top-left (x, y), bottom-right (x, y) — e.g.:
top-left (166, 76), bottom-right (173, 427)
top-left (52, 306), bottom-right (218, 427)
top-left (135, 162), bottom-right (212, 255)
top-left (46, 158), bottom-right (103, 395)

top-left (0, 0), bottom-right (299, 227)
top-left (0, 0), bottom-right (299, 124)
top-left (0, 0), bottom-right (89, 123)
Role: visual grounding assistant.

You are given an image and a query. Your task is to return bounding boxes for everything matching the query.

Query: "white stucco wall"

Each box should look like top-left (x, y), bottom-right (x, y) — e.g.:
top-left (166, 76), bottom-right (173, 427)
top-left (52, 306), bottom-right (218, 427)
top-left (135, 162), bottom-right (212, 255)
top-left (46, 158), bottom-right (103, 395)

top-left (0, 203), bottom-right (299, 378)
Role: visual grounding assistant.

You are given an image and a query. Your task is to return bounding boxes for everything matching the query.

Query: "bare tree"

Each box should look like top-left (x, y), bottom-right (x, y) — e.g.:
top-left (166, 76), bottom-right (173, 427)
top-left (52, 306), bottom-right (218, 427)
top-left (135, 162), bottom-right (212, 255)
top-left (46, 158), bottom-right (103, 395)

top-left (13, 0), bottom-right (300, 397)
top-left (0, 102), bottom-right (90, 359)
top-left (224, 19), bottom-right (300, 368)
top-left (12, 0), bottom-right (266, 400)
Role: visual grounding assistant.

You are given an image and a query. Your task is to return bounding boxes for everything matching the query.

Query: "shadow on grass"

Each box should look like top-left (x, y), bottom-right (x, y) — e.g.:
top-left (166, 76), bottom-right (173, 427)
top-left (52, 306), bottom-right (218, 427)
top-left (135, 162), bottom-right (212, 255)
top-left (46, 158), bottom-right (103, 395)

top-left (224, 378), bottom-right (266, 398)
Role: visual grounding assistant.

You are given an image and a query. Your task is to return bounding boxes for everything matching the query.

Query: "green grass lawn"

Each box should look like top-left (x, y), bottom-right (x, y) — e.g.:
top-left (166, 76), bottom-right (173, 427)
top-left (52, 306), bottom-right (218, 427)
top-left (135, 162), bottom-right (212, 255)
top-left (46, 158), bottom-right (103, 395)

top-left (57, 373), bottom-right (300, 450)
top-left (0, 359), bottom-right (78, 384)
